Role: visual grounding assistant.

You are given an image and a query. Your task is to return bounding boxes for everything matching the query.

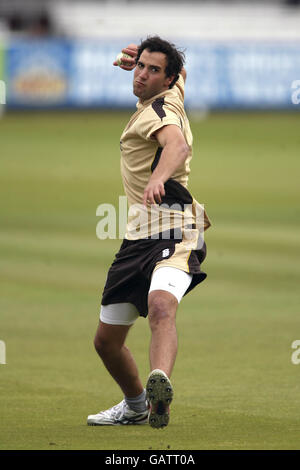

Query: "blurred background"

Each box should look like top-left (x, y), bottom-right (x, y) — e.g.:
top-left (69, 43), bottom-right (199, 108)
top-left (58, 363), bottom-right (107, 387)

top-left (0, 0), bottom-right (300, 110)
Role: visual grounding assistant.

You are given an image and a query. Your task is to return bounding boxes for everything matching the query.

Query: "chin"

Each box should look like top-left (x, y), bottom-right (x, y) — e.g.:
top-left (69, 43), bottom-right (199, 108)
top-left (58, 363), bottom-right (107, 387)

top-left (133, 87), bottom-right (141, 98)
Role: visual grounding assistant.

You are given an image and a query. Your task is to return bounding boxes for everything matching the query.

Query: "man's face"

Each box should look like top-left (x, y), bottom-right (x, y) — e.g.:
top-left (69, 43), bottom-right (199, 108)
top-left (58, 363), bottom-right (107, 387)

top-left (133, 49), bottom-right (174, 101)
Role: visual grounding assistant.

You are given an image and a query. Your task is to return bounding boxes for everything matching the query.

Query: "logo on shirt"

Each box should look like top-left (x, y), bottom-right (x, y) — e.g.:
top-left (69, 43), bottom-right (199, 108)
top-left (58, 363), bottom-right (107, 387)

top-left (162, 248), bottom-right (170, 258)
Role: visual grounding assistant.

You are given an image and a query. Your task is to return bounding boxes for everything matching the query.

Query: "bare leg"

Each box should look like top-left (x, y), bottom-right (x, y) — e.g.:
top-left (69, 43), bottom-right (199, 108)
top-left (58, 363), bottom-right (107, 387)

top-left (148, 290), bottom-right (178, 378)
top-left (94, 321), bottom-right (144, 398)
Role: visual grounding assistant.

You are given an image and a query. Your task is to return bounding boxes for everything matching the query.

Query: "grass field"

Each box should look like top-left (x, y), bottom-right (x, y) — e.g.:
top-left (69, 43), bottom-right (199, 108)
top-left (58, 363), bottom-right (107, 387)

top-left (0, 110), bottom-right (300, 450)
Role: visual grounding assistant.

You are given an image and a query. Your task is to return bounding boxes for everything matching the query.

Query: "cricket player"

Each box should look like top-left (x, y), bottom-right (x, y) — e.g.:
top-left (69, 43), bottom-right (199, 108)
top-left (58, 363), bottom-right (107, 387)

top-left (87, 36), bottom-right (210, 428)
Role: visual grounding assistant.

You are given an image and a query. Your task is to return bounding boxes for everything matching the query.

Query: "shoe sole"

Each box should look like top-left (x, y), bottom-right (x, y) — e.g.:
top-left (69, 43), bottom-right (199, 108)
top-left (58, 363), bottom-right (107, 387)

top-left (146, 370), bottom-right (173, 429)
top-left (87, 419), bottom-right (148, 426)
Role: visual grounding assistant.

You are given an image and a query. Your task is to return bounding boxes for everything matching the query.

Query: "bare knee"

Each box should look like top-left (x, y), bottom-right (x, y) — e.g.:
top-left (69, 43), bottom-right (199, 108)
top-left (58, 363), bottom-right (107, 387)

top-left (94, 334), bottom-right (111, 357)
top-left (93, 323), bottom-right (130, 357)
top-left (148, 291), bottom-right (177, 330)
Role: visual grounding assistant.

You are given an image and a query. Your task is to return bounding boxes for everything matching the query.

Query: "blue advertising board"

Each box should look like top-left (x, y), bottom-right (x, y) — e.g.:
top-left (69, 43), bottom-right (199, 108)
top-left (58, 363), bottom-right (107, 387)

top-left (183, 42), bottom-right (300, 109)
top-left (6, 39), bottom-right (72, 107)
top-left (4, 38), bottom-right (300, 109)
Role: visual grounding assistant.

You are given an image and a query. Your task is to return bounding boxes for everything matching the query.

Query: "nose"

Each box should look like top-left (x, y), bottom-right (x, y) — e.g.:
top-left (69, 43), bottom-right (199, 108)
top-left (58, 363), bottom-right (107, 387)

top-left (139, 68), bottom-right (149, 80)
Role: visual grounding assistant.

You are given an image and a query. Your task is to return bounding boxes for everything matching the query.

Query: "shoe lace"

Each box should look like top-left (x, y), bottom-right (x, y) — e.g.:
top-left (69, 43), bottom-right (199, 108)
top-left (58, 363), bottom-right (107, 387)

top-left (101, 400), bottom-right (127, 420)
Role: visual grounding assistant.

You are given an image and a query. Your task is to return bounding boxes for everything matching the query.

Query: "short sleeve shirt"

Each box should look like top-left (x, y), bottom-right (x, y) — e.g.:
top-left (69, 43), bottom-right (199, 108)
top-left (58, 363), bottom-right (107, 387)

top-left (120, 74), bottom-right (193, 207)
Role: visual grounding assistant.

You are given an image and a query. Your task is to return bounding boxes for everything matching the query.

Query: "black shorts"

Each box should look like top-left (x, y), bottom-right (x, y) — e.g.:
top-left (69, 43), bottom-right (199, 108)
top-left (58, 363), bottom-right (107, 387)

top-left (101, 235), bottom-right (207, 318)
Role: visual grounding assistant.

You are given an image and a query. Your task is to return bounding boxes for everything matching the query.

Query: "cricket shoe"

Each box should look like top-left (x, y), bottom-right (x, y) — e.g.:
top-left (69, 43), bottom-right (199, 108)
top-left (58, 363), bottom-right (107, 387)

top-left (146, 369), bottom-right (173, 429)
top-left (87, 399), bottom-right (149, 426)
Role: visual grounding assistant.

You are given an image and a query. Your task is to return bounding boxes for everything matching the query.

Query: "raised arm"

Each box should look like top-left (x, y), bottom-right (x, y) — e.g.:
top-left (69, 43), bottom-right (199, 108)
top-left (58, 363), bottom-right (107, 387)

top-left (113, 44), bottom-right (138, 71)
top-left (180, 67), bottom-right (187, 83)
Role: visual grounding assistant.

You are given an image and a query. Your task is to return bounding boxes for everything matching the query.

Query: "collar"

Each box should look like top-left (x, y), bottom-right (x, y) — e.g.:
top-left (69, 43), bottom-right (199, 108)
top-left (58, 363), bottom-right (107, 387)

top-left (136, 86), bottom-right (176, 110)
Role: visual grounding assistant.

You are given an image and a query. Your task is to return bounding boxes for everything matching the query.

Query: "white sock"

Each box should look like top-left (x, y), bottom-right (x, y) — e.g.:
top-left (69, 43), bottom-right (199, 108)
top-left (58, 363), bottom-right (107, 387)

top-left (125, 389), bottom-right (147, 413)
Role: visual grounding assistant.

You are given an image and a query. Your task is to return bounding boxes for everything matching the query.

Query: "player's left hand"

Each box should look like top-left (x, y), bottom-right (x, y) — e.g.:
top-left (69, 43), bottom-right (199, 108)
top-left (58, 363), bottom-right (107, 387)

top-left (143, 179), bottom-right (165, 206)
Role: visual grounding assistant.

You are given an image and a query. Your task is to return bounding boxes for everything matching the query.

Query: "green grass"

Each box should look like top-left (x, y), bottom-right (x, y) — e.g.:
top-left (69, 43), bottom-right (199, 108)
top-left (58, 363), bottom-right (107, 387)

top-left (0, 110), bottom-right (300, 450)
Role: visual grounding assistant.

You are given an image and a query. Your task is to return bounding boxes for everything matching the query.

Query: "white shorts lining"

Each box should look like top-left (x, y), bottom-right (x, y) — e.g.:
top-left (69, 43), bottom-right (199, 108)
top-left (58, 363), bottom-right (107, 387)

top-left (100, 266), bottom-right (193, 326)
top-left (149, 266), bottom-right (193, 303)
top-left (100, 302), bottom-right (139, 326)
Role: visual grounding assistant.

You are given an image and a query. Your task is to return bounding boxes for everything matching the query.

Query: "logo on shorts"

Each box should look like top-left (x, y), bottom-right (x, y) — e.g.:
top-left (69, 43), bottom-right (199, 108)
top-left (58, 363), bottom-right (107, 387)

top-left (162, 249), bottom-right (170, 258)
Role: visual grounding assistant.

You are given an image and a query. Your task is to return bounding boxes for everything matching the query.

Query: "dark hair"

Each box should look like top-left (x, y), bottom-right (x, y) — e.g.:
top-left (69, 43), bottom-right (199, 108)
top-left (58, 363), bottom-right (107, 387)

top-left (136, 36), bottom-right (185, 89)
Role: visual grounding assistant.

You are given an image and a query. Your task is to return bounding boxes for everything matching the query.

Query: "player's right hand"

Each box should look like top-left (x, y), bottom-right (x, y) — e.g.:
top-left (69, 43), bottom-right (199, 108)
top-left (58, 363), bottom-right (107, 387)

top-left (113, 44), bottom-right (138, 70)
